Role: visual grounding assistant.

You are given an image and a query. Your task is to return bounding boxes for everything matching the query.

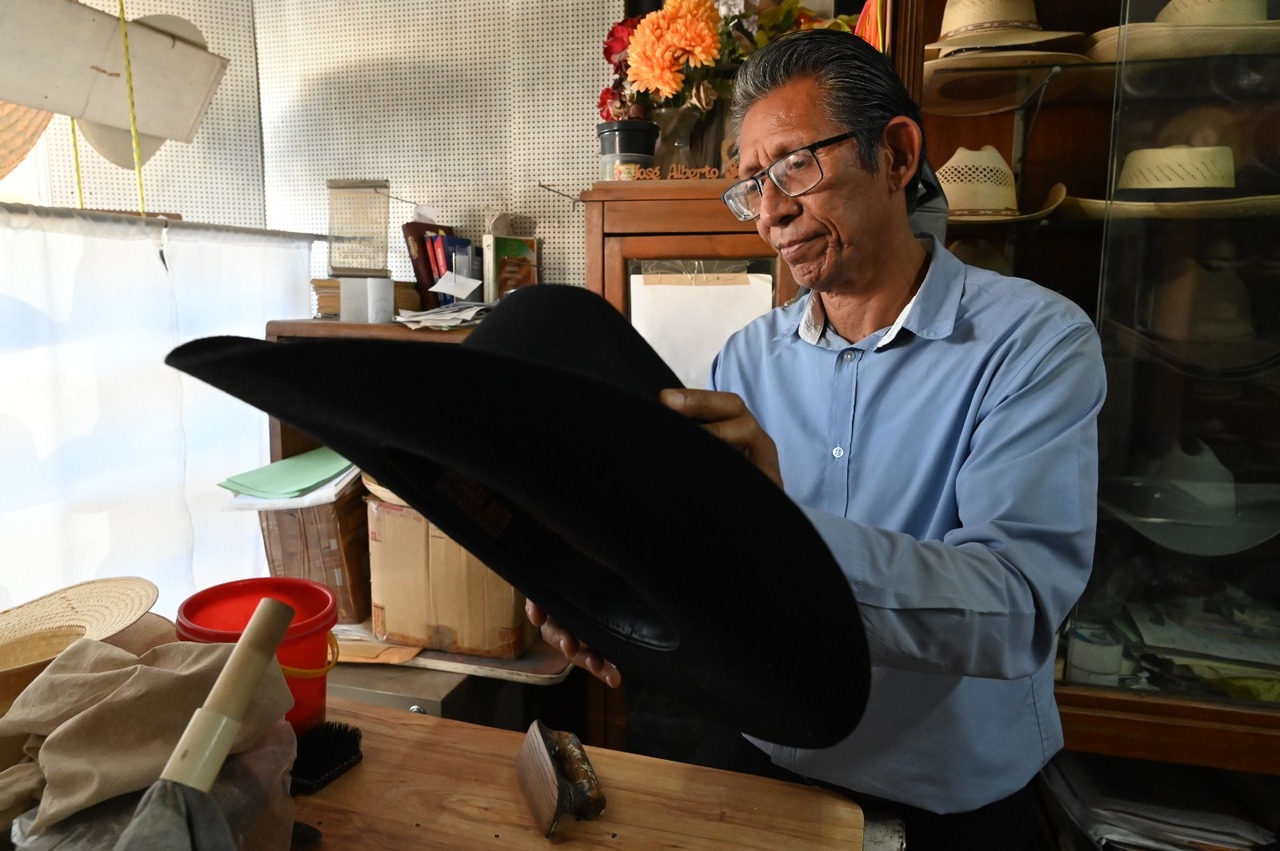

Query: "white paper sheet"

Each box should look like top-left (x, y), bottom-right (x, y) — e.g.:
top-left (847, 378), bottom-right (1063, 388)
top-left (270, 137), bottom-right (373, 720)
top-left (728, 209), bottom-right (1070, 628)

top-left (628, 272), bottom-right (773, 389)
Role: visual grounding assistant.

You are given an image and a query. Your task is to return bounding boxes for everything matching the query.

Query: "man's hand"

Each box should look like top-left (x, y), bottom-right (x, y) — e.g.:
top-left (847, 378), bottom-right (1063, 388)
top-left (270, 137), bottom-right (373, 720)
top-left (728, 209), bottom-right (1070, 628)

top-left (526, 599), bottom-right (622, 688)
top-left (659, 388), bottom-right (784, 489)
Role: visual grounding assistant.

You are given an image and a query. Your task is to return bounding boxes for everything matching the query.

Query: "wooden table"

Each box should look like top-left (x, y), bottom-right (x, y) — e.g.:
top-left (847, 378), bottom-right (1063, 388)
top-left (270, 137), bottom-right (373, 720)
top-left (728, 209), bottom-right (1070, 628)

top-left (294, 698), bottom-right (865, 848)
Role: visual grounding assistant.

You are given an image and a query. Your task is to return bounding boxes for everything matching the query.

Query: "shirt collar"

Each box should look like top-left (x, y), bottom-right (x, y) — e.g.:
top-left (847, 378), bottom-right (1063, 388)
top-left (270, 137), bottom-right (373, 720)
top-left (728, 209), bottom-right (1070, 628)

top-left (791, 236), bottom-right (963, 348)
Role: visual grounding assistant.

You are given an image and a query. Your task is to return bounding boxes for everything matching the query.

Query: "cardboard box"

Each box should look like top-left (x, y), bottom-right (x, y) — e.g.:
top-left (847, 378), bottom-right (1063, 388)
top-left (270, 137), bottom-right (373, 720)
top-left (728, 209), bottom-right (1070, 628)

top-left (259, 476), bottom-right (371, 624)
top-left (366, 496), bottom-right (533, 659)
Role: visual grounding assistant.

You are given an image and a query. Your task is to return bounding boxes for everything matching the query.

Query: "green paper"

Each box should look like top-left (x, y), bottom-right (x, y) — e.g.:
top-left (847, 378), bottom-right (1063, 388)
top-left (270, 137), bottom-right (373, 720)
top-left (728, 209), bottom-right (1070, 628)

top-left (218, 446), bottom-right (353, 499)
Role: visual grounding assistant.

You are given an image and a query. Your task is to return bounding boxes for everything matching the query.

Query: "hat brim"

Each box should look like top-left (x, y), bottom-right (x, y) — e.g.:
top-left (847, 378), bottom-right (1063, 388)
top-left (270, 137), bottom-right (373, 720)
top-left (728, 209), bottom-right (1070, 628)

top-left (926, 28), bottom-right (1083, 52)
top-left (1088, 22), bottom-right (1280, 62)
top-left (1100, 483), bottom-right (1280, 557)
top-left (923, 53), bottom-right (1090, 116)
top-left (0, 577), bottom-right (158, 714)
top-left (0, 101), bottom-right (52, 181)
top-left (166, 286), bottom-right (871, 748)
top-left (1106, 321), bottom-right (1280, 377)
top-left (1058, 194), bottom-right (1280, 221)
top-left (947, 181), bottom-right (1067, 223)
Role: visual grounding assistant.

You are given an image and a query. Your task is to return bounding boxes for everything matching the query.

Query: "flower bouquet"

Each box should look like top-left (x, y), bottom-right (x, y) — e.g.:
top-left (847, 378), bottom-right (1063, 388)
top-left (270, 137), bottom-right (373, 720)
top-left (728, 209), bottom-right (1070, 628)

top-left (596, 0), bottom-right (872, 178)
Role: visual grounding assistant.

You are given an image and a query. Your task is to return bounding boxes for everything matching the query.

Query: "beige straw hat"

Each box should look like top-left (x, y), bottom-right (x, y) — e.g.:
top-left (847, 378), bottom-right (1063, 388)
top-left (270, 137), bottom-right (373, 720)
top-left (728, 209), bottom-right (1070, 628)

top-left (1060, 144), bottom-right (1280, 220)
top-left (927, 0), bottom-right (1083, 55)
top-left (0, 577), bottom-right (158, 714)
top-left (1087, 0), bottom-right (1280, 62)
top-left (0, 100), bottom-right (52, 181)
top-left (936, 145), bottom-right (1066, 222)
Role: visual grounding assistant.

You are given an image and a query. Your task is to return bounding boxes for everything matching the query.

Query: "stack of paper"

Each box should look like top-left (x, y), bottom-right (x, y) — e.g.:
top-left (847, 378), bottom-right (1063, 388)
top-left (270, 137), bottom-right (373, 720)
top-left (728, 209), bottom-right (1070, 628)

top-left (1042, 752), bottom-right (1277, 851)
top-left (395, 301), bottom-right (491, 330)
top-left (219, 446), bottom-right (359, 510)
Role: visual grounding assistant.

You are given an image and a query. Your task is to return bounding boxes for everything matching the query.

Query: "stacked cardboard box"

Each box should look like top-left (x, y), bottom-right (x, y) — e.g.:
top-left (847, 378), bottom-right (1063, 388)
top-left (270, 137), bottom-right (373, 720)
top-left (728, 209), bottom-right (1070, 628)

top-left (365, 480), bottom-right (533, 659)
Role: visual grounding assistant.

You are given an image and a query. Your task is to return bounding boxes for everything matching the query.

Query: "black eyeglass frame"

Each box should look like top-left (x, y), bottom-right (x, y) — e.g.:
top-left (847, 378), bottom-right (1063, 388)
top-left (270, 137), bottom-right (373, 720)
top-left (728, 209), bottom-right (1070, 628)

top-left (720, 130), bottom-right (859, 222)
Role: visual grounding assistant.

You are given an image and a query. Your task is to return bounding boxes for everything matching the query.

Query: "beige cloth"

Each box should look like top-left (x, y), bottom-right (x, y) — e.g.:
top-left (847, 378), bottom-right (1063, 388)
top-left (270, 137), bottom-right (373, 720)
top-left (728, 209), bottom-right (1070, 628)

top-left (0, 638), bottom-right (292, 835)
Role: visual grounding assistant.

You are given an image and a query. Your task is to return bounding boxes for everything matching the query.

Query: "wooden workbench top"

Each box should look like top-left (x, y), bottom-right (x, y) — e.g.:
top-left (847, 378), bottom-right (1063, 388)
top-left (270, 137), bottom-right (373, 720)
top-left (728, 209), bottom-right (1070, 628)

top-left (293, 698), bottom-right (864, 848)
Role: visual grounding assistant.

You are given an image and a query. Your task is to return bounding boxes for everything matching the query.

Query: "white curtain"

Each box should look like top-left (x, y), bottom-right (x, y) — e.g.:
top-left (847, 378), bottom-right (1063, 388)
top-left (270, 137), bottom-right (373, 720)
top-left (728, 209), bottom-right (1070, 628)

top-left (0, 205), bottom-right (312, 619)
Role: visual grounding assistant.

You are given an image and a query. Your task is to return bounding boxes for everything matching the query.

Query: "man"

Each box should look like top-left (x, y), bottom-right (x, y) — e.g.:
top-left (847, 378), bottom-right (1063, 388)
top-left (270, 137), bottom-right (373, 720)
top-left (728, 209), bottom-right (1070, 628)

top-left (532, 28), bottom-right (1105, 850)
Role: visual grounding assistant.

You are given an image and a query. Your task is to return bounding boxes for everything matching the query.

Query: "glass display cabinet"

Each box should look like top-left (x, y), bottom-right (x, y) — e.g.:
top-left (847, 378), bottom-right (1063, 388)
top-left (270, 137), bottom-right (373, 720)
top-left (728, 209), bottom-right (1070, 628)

top-left (916, 0), bottom-right (1280, 774)
top-left (1060, 3), bottom-right (1280, 773)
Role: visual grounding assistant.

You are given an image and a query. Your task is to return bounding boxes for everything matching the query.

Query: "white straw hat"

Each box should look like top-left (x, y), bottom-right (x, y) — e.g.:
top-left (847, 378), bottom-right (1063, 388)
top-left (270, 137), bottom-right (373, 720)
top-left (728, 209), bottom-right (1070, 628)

top-left (1101, 440), bottom-right (1280, 556)
top-left (1088, 0), bottom-right (1280, 61)
top-left (927, 0), bottom-right (1083, 54)
top-left (936, 145), bottom-right (1066, 222)
top-left (1059, 144), bottom-right (1280, 220)
top-left (1116, 145), bottom-right (1236, 193)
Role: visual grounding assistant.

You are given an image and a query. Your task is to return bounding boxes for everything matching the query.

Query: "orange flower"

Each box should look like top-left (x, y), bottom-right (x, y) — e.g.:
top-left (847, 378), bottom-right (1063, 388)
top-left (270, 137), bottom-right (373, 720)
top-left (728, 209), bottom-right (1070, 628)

top-left (627, 0), bottom-right (721, 104)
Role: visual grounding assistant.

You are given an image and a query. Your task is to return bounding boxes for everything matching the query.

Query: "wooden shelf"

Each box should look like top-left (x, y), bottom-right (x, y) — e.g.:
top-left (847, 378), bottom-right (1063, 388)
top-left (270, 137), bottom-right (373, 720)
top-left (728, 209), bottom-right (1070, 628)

top-left (265, 318), bottom-right (472, 344)
top-left (1057, 684), bottom-right (1280, 774)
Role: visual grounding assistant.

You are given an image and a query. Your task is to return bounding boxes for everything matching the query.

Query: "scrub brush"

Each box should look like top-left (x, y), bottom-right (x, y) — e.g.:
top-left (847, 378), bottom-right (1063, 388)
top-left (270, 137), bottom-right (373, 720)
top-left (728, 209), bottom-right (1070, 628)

top-left (290, 720), bottom-right (363, 794)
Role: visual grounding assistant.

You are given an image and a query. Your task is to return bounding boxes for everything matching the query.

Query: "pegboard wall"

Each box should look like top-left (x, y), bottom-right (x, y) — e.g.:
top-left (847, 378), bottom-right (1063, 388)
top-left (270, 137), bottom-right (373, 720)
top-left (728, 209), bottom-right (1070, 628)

top-left (42, 0), bottom-right (266, 229)
top-left (40, 0), bottom-right (624, 288)
top-left (255, 0), bottom-right (620, 285)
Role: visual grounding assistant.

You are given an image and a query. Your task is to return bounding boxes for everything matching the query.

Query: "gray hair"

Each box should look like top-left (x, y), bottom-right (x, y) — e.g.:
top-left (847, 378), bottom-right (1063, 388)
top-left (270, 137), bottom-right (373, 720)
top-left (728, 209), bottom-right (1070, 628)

top-left (730, 29), bottom-right (926, 210)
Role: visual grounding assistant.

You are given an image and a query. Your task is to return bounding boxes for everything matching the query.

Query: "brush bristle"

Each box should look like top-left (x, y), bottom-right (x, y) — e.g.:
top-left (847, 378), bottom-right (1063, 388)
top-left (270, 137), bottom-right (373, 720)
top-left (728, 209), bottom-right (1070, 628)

top-left (291, 720), bottom-right (364, 795)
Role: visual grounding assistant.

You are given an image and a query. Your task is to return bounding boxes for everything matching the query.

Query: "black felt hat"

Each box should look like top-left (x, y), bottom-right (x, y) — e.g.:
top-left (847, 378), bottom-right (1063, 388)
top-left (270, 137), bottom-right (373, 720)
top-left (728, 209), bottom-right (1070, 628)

top-left (166, 284), bottom-right (870, 748)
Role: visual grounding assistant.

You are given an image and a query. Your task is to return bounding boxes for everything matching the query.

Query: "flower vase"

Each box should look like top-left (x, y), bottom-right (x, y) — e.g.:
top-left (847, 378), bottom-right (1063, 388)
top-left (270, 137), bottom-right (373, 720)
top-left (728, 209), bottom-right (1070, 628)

top-left (651, 105), bottom-right (701, 179)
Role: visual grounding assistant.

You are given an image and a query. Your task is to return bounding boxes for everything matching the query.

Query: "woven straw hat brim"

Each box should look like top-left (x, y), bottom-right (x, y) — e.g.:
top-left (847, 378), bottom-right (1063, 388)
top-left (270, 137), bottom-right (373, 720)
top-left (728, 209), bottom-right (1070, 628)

top-left (927, 27), bottom-right (1083, 52)
top-left (0, 100), bottom-right (53, 181)
top-left (1087, 22), bottom-right (1280, 62)
top-left (0, 577), bottom-right (158, 675)
top-left (1058, 194), bottom-right (1280, 221)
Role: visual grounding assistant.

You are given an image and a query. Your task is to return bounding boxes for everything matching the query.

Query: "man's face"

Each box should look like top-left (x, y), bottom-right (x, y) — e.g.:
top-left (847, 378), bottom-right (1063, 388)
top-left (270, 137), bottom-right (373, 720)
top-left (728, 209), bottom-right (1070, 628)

top-left (737, 76), bottom-right (903, 294)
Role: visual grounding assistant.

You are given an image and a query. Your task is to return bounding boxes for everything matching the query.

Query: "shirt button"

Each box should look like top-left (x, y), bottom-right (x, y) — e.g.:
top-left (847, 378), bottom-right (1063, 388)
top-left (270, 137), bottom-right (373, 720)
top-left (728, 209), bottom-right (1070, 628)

top-left (832, 446), bottom-right (845, 458)
top-left (842, 351), bottom-right (854, 362)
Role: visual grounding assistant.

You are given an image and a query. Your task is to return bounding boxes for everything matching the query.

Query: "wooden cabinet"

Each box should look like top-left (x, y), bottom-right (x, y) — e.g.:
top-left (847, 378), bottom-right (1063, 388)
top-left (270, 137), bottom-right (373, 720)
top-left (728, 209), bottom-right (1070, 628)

top-left (581, 179), bottom-right (797, 313)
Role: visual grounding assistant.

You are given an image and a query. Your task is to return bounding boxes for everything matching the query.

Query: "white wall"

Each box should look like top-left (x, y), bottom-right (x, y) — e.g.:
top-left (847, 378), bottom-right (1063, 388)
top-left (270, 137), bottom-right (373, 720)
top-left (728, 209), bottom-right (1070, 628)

top-left (41, 0), bottom-right (623, 287)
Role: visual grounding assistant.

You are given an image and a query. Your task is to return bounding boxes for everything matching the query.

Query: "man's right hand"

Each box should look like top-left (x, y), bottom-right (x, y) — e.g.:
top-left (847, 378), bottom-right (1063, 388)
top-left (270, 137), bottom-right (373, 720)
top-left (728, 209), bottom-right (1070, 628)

top-left (526, 599), bottom-right (622, 688)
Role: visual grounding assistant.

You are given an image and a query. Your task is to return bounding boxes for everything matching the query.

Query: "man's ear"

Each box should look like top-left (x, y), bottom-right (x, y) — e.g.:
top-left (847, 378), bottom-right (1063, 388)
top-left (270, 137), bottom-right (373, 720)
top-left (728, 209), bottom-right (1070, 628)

top-left (881, 116), bottom-right (923, 194)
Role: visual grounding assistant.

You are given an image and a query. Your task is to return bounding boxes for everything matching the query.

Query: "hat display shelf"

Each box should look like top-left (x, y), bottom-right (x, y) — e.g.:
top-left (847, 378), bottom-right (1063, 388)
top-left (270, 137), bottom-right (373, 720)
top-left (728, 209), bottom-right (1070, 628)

top-left (920, 0), bottom-right (1280, 779)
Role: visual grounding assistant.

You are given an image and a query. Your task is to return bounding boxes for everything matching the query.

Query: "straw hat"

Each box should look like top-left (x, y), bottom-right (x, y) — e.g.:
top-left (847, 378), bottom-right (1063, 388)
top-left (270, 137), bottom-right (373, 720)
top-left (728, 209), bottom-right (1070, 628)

top-left (1101, 440), bottom-right (1280, 556)
top-left (0, 100), bottom-right (52, 181)
top-left (1087, 0), bottom-right (1280, 62)
top-left (1059, 145), bottom-right (1280, 220)
top-left (936, 145), bottom-right (1066, 222)
top-left (927, 0), bottom-right (1083, 54)
top-left (0, 577), bottom-right (159, 714)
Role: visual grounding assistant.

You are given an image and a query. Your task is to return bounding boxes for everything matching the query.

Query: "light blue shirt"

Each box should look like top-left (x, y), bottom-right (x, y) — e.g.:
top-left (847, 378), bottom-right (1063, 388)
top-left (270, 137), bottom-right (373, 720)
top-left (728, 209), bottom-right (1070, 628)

top-left (710, 239), bottom-right (1106, 814)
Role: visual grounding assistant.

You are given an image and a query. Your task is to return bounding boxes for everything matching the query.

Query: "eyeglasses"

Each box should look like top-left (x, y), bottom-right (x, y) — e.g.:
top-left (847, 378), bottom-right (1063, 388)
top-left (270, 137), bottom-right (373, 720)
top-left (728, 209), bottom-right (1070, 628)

top-left (721, 131), bottom-right (858, 222)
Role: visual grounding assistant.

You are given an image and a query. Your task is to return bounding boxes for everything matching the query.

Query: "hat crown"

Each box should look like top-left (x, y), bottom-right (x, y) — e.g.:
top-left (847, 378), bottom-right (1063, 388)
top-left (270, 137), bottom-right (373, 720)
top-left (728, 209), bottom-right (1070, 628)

top-left (1118, 145), bottom-right (1236, 191)
top-left (938, 0), bottom-right (1042, 40)
top-left (1154, 0), bottom-right (1267, 24)
top-left (936, 145), bottom-right (1019, 215)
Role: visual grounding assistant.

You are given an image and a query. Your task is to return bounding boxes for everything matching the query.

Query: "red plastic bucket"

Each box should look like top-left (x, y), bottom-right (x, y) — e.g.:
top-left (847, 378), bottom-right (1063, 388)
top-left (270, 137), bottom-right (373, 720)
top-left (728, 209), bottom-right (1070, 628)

top-left (176, 576), bottom-right (338, 734)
